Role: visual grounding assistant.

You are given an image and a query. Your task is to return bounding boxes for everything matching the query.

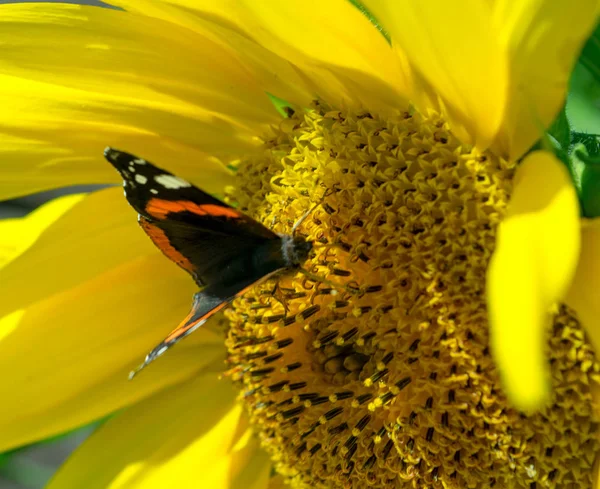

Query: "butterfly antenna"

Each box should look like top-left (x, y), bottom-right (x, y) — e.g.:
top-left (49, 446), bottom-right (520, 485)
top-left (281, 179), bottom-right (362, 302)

top-left (291, 189), bottom-right (330, 236)
top-left (292, 202), bottom-right (321, 235)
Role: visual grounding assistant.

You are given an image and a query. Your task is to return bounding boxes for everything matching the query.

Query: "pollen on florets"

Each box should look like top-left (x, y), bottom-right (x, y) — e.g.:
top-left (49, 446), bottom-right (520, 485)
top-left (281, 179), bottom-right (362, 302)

top-left (223, 101), bottom-right (600, 489)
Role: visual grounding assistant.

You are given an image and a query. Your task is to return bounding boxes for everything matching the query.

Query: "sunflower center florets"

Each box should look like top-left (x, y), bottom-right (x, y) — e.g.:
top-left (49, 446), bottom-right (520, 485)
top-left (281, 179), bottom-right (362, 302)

top-left (223, 102), bottom-right (600, 488)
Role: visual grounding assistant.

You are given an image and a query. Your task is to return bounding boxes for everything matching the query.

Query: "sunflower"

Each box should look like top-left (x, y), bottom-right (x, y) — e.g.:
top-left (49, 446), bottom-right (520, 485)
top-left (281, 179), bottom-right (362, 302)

top-left (1, 1), bottom-right (600, 488)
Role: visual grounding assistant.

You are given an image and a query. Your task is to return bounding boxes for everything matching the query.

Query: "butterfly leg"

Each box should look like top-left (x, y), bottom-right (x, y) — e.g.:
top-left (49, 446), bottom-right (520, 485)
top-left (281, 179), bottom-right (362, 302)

top-left (267, 281), bottom-right (290, 313)
top-left (291, 189), bottom-right (332, 235)
top-left (291, 202), bottom-right (320, 235)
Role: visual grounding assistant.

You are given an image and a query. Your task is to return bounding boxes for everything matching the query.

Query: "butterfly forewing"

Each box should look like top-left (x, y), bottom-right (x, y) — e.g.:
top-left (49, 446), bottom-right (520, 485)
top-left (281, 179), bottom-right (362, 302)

top-left (104, 147), bottom-right (278, 286)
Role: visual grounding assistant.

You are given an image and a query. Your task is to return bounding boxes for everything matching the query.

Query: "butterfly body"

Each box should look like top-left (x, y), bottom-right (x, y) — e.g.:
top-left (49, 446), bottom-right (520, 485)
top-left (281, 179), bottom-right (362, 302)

top-left (104, 147), bottom-right (313, 376)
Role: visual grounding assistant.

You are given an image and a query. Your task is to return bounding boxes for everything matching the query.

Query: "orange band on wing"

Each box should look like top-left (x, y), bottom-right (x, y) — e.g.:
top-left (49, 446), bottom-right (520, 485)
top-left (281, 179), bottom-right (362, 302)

top-left (163, 275), bottom-right (277, 344)
top-left (163, 300), bottom-right (229, 343)
top-left (146, 199), bottom-right (241, 220)
top-left (139, 217), bottom-right (196, 273)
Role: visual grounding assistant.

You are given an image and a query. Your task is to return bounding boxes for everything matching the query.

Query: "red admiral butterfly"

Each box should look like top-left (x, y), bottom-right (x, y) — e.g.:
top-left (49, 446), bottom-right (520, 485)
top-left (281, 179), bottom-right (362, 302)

top-left (104, 147), bottom-right (314, 378)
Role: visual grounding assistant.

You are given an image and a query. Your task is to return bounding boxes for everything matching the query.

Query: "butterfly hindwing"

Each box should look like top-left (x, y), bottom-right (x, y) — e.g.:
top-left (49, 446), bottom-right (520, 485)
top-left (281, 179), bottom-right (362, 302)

top-left (104, 147), bottom-right (279, 286)
top-left (129, 266), bottom-right (283, 377)
top-left (129, 289), bottom-right (228, 378)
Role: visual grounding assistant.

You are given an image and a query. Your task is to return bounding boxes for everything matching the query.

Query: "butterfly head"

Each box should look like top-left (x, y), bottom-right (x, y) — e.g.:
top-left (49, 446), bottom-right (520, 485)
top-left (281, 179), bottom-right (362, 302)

top-left (281, 235), bottom-right (313, 267)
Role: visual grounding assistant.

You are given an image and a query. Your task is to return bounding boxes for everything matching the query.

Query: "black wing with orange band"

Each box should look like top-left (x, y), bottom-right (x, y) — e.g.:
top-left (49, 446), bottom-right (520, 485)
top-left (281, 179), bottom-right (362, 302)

top-left (128, 266), bottom-right (281, 378)
top-left (104, 147), bottom-right (278, 287)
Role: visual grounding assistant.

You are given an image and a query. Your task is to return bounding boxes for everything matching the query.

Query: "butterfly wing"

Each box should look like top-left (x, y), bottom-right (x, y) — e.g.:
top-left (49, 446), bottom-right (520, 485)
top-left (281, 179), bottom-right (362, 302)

top-left (128, 288), bottom-right (227, 378)
top-left (129, 264), bottom-right (282, 378)
top-left (104, 147), bottom-right (278, 286)
top-left (105, 148), bottom-right (293, 376)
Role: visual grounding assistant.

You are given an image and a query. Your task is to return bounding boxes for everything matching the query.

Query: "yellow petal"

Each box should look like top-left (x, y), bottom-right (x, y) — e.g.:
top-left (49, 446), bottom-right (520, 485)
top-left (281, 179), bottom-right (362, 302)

top-left (0, 188), bottom-right (157, 318)
top-left (46, 373), bottom-right (267, 489)
top-left (240, 0), bottom-right (411, 113)
top-left (0, 194), bottom-right (84, 268)
top-left (363, 0), bottom-right (506, 150)
top-left (0, 3), bottom-right (291, 199)
top-left (565, 219), bottom-right (600, 355)
top-left (487, 151), bottom-right (580, 412)
top-left (0, 250), bottom-right (224, 452)
top-left (0, 3), bottom-right (280, 126)
top-left (115, 0), bottom-right (412, 115)
top-left (227, 433), bottom-right (271, 489)
top-left (491, 0), bottom-right (600, 158)
top-left (0, 190), bottom-right (226, 450)
top-left (96, 0), bottom-right (314, 111)
top-left (365, 0), bottom-right (600, 158)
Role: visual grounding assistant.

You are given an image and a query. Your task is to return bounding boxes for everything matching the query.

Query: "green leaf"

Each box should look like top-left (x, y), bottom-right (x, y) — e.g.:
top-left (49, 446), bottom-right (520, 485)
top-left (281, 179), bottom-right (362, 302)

top-left (571, 144), bottom-right (600, 217)
top-left (0, 457), bottom-right (54, 489)
top-left (572, 132), bottom-right (600, 158)
top-left (266, 93), bottom-right (295, 118)
top-left (0, 450), bottom-right (13, 469)
top-left (0, 418), bottom-right (107, 488)
top-left (579, 20), bottom-right (600, 85)
top-left (568, 64), bottom-right (600, 134)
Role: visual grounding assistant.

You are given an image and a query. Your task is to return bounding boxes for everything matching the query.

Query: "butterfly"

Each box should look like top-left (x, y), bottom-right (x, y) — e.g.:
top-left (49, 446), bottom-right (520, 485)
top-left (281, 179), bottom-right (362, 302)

top-left (104, 147), bottom-right (314, 378)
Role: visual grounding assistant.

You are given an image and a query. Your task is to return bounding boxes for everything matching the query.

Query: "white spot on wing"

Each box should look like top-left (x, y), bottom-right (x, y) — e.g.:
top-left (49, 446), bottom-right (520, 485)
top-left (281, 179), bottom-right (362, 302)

top-left (133, 158), bottom-right (147, 165)
top-left (150, 188), bottom-right (159, 194)
top-left (128, 165), bottom-right (135, 172)
top-left (135, 174), bottom-right (148, 184)
top-left (155, 174), bottom-right (192, 189)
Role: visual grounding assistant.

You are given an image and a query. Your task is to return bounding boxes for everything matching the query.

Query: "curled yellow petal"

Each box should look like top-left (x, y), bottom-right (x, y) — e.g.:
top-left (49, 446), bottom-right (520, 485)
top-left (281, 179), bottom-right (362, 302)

top-left (114, 0), bottom-right (411, 115)
top-left (45, 373), bottom-right (260, 489)
top-left (565, 219), bottom-right (600, 355)
top-left (236, 0), bottom-right (411, 113)
top-left (363, 0), bottom-right (506, 150)
top-left (491, 0), bottom-right (600, 158)
top-left (487, 151), bottom-right (580, 412)
top-left (364, 0), bottom-right (600, 159)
